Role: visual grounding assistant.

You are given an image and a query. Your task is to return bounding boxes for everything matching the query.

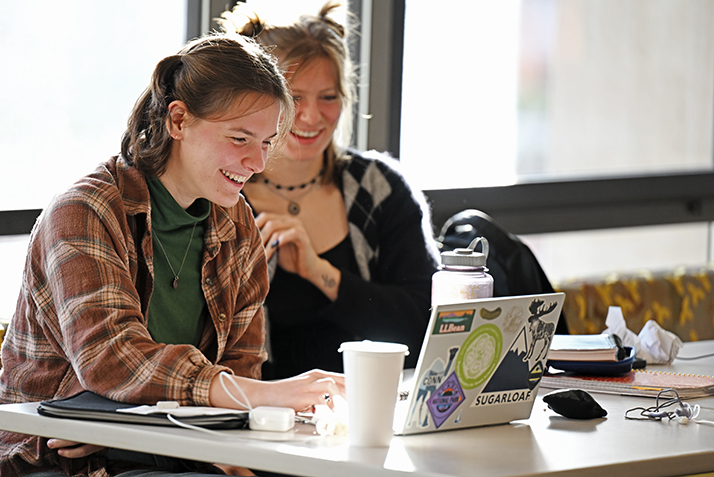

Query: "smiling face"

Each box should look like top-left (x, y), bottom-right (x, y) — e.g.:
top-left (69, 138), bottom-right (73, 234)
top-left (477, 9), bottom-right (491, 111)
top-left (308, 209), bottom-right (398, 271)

top-left (283, 56), bottom-right (342, 164)
top-left (161, 94), bottom-right (281, 209)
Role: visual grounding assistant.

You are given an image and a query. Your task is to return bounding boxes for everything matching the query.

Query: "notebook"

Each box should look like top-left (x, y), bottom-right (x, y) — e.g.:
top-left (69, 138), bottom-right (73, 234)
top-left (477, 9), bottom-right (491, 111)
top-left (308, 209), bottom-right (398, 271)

top-left (540, 369), bottom-right (714, 399)
top-left (394, 292), bottom-right (565, 435)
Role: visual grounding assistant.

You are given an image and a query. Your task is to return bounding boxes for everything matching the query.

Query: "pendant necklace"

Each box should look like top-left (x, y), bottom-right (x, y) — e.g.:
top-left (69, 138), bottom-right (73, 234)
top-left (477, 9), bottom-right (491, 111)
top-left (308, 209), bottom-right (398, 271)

top-left (262, 167), bottom-right (324, 215)
top-left (153, 221), bottom-right (198, 289)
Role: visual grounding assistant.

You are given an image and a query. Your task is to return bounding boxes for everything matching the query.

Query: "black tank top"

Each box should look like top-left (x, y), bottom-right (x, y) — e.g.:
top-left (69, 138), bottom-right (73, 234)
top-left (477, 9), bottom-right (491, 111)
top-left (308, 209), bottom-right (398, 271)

top-left (263, 235), bottom-right (359, 379)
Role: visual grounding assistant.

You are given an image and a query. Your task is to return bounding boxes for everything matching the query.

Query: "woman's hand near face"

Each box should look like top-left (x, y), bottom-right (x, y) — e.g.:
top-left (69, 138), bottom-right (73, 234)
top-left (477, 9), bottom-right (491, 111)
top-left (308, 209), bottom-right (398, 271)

top-left (47, 439), bottom-right (104, 459)
top-left (255, 212), bottom-right (341, 300)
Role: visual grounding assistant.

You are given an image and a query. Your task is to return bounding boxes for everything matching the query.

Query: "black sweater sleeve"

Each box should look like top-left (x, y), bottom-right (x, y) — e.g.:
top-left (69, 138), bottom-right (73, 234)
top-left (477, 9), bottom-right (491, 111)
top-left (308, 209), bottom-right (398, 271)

top-left (317, 160), bottom-right (438, 368)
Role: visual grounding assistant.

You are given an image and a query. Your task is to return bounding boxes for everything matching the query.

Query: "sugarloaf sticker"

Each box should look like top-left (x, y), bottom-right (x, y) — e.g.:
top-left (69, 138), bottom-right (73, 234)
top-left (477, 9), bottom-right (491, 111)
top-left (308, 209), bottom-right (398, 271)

top-left (482, 328), bottom-right (530, 393)
top-left (471, 389), bottom-right (534, 407)
top-left (474, 330), bottom-right (538, 408)
top-left (433, 309), bottom-right (475, 335)
top-left (454, 324), bottom-right (502, 389)
top-left (426, 372), bottom-right (465, 428)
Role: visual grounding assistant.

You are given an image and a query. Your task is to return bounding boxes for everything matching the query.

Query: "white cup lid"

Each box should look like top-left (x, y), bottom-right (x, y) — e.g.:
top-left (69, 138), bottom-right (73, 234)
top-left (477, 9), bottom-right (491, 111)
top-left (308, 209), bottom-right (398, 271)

top-left (338, 340), bottom-right (409, 355)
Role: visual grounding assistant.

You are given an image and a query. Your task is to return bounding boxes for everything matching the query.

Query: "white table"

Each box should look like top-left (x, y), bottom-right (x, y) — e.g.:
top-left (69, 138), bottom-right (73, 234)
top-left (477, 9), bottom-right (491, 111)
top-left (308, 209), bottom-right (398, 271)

top-left (0, 341), bottom-right (713, 477)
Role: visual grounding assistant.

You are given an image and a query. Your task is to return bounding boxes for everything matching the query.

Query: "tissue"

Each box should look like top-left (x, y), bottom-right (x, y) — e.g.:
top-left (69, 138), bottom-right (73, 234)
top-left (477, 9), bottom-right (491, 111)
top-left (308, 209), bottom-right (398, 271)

top-left (602, 306), bottom-right (682, 365)
top-left (603, 306), bottom-right (641, 354)
top-left (638, 320), bottom-right (682, 364)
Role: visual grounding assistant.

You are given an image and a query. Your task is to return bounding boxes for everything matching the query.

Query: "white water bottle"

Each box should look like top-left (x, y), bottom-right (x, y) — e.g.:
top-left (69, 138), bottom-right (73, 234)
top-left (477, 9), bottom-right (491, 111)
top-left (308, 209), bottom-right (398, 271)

top-left (431, 237), bottom-right (494, 307)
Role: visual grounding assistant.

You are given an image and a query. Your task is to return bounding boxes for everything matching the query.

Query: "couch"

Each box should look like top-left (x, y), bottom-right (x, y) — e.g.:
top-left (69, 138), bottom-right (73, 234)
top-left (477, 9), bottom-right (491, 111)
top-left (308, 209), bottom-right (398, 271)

top-left (555, 266), bottom-right (714, 342)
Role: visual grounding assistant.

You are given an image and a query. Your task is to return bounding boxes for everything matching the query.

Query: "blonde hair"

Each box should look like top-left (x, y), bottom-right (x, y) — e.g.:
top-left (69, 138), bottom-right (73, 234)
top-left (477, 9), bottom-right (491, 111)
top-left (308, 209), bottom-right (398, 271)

top-left (218, 1), bottom-right (356, 184)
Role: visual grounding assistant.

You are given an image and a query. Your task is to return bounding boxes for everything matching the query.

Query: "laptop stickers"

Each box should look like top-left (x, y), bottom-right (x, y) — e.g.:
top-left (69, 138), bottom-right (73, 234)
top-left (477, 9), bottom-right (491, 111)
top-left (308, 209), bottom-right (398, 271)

top-left (397, 293), bottom-right (564, 434)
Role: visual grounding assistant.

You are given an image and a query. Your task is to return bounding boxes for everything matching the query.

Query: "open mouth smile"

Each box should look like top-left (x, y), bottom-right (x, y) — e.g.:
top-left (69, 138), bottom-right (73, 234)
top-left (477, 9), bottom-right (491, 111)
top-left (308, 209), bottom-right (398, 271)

top-left (291, 127), bottom-right (320, 139)
top-left (221, 170), bottom-right (249, 184)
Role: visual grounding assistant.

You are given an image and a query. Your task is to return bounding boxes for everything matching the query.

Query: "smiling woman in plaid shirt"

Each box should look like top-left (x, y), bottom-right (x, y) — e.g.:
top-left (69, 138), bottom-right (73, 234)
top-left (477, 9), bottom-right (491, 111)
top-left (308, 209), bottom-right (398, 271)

top-left (0, 33), bottom-right (344, 477)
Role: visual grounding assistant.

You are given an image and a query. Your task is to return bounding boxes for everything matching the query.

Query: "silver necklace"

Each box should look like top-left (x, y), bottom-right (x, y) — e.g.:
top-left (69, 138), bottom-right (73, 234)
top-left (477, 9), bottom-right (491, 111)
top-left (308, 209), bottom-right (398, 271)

top-left (261, 168), bottom-right (323, 215)
top-left (153, 221), bottom-right (198, 289)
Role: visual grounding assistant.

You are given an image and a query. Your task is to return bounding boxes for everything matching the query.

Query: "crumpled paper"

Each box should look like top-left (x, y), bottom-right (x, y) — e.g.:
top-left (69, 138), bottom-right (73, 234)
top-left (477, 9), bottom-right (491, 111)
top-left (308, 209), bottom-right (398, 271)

top-left (602, 306), bottom-right (682, 364)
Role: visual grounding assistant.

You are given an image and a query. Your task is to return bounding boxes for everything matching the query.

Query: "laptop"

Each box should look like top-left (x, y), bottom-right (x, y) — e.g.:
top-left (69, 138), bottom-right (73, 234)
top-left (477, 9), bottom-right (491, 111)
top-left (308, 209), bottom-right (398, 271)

top-left (394, 292), bottom-right (565, 435)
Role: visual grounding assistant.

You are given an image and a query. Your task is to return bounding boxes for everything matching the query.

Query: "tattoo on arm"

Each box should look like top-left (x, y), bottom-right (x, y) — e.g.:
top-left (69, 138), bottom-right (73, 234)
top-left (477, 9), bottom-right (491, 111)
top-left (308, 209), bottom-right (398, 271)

top-left (322, 274), bottom-right (336, 288)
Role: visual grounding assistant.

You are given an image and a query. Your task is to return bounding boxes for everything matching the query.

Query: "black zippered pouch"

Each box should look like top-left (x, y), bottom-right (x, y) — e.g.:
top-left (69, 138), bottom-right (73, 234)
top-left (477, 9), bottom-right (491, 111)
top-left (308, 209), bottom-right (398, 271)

top-left (38, 391), bottom-right (249, 430)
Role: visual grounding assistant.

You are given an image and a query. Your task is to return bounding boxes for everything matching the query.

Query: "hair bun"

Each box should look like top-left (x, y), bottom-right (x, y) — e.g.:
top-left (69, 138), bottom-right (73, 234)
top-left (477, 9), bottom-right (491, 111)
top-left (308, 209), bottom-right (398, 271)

top-left (217, 6), bottom-right (265, 38)
top-left (318, 1), bottom-right (346, 38)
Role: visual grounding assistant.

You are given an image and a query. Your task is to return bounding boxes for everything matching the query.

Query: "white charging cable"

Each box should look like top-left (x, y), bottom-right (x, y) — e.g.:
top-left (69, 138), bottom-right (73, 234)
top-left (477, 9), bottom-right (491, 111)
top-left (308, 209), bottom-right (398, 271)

top-left (165, 414), bottom-right (230, 436)
top-left (162, 372), bottom-right (296, 433)
top-left (218, 371), bottom-right (295, 432)
top-left (161, 372), bottom-right (253, 436)
top-left (218, 371), bottom-right (252, 410)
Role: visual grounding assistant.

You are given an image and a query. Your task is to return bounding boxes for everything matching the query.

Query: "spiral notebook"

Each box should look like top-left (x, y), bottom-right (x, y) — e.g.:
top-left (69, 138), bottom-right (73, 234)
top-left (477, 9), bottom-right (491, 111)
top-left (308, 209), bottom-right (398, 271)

top-left (540, 369), bottom-right (714, 399)
top-left (394, 292), bottom-right (565, 435)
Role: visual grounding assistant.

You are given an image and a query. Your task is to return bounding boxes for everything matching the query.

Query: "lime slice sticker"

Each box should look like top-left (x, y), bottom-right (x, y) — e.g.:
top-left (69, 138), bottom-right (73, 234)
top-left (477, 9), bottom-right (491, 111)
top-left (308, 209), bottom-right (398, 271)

top-left (455, 324), bottom-right (502, 389)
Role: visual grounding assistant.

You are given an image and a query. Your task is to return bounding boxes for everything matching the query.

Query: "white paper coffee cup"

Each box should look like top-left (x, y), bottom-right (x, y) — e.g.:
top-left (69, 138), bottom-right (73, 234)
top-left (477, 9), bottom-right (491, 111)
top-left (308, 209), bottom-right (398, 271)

top-left (339, 340), bottom-right (408, 447)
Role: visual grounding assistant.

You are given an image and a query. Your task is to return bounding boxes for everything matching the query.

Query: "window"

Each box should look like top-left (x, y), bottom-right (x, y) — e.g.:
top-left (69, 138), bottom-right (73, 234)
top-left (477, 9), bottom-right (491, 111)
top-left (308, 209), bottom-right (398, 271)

top-left (0, 1), bottom-right (186, 318)
top-left (0, 1), bottom-right (186, 211)
top-left (400, 0), bottom-right (714, 189)
top-left (400, 1), bottom-right (521, 190)
top-left (399, 0), bottom-right (714, 282)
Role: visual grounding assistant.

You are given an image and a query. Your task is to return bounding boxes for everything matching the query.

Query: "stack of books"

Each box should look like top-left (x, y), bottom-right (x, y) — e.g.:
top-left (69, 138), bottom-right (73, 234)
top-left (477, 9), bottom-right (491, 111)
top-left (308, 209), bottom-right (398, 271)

top-left (547, 334), bottom-right (627, 362)
top-left (546, 333), bottom-right (634, 376)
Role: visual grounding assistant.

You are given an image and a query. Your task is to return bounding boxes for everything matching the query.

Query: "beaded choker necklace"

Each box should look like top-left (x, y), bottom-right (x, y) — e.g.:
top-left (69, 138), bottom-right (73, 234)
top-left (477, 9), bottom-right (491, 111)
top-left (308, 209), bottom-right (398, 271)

top-left (261, 168), bottom-right (324, 215)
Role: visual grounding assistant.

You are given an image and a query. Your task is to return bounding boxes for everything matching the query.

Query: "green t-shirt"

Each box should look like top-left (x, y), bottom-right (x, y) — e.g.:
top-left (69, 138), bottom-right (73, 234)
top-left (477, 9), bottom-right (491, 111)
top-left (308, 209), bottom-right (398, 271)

top-left (147, 177), bottom-right (211, 346)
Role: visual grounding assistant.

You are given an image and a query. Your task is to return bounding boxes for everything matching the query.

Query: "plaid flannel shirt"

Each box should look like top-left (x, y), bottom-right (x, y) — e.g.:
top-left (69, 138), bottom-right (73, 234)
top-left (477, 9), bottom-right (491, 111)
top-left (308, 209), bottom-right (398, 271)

top-left (0, 156), bottom-right (268, 476)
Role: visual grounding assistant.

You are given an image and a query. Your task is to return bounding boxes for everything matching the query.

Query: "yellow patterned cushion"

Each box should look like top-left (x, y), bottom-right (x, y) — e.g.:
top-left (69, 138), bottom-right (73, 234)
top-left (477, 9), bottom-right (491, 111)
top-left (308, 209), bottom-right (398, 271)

top-left (556, 266), bottom-right (714, 342)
